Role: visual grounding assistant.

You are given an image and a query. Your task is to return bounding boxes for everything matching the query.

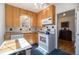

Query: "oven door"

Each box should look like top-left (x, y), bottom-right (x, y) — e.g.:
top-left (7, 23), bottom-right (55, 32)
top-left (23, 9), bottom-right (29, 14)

top-left (38, 33), bottom-right (48, 44)
top-left (38, 33), bottom-right (48, 51)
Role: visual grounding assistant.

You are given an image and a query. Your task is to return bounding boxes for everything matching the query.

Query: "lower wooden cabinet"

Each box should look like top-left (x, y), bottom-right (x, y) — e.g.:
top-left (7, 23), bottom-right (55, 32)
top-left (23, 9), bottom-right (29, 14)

top-left (24, 33), bottom-right (38, 44)
top-left (4, 32), bottom-right (11, 41)
top-left (4, 32), bottom-right (38, 44)
top-left (32, 33), bottom-right (38, 44)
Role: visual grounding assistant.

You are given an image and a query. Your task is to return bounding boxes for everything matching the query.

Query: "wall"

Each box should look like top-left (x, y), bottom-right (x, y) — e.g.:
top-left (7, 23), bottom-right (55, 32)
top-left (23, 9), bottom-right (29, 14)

top-left (0, 3), bottom-right (5, 45)
top-left (57, 14), bottom-right (75, 41)
top-left (55, 3), bottom-right (77, 14)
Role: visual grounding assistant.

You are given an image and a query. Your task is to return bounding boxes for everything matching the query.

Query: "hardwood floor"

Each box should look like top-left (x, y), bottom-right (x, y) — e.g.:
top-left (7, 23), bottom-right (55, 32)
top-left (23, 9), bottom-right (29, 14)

top-left (58, 39), bottom-right (75, 54)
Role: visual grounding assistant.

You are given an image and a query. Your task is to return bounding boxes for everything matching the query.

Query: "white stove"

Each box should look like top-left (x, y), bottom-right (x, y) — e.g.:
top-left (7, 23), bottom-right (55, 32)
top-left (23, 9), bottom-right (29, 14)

top-left (37, 25), bottom-right (56, 54)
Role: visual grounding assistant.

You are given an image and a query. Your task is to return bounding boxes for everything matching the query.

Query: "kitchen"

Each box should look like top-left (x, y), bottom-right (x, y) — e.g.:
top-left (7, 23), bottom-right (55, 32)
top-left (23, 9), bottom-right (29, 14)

top-left (0, 3), bottom-right (79, 55)
top-left (0, 3), bottom-right (56, 55)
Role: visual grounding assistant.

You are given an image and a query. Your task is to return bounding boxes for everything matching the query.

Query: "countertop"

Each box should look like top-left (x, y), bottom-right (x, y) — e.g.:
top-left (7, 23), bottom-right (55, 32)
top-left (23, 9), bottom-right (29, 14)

top-left (38, 31), bottom-right (55, 35)
top-left (0, 38), bottom-right (32, 55)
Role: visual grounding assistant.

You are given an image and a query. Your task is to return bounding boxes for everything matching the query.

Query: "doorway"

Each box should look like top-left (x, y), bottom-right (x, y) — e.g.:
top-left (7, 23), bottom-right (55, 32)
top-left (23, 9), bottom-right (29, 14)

top-left (57, 9), bottom-right (75, 54)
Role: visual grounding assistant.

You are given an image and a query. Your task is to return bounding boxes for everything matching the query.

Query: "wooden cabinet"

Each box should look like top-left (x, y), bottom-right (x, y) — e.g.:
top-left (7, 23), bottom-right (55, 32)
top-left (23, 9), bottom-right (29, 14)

top-left (24, 33), bottom-right (32, 43)
top-left (24, 33), bottom-right (38, 44)
top-left (20, 9), bottom-right (27, 16)
top-left (32, 33), bottom-right (38, 43)
top-left (41, 10), bottom-right (47, 19)
top-left (37, 12), bottom-right (42, 28)
top-left (20, 9), bottom-right (37, 28)
top-left (31, 13), bottom-right (37, 27)
top-left (5, 4), bottom-right (55, 44)
top-left (5, 4), bottom-right (13, 28)
top-left (46, 5), bottom-right (55, 24)
top-left (13, 7), bottom-right (20, 27)
top-left (5, 4), bottom-right (20, 28)
top-left (4, 32), bottom-right (11, 40)
top-left (5, 4), bottom-right (38, 44)
top-left (28, 12), bottom-right (33, 27)
top-left (37, 5), bottom-right (55, 27)
top-left (5, 4), bottom-right (37, 28)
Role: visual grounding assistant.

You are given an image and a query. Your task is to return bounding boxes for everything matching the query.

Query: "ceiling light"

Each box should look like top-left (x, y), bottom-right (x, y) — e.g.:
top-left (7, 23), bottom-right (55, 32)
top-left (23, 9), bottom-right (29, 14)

top-left (63, 13), bottom-right (66, 16)
top-left (34, 3), bottom-right (50, 9)
top-left (34, 3), bottom-right (38, 9)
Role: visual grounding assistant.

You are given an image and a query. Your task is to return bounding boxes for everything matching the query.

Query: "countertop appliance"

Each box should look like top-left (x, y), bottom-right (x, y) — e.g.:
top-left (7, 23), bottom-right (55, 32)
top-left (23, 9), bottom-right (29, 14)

top-left (36, 25), bottom-right (56, 54)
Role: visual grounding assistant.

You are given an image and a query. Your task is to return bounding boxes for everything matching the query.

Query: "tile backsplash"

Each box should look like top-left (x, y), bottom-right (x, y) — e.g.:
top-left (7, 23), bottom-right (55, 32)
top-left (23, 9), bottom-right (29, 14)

top-left (6, 27), bottom-right (36, 33)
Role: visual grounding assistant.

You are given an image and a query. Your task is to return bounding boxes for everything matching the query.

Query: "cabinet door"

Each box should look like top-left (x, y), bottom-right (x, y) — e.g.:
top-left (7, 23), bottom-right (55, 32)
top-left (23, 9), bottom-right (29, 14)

top-left (5, 4), bottom-right (13, 28)
top-left (4, 32), bottom-right (11, 40)
top-left (41, 10), bottom-right (47, 19)
top-left (13, 7), bottom-right (20, 27)
top-left (24, 33), bottom-right (38, 44)
top-left (37, 12), bottom-right (42, 28)
top-left (46, 6), bottom-right (52, 18)
top-left (24, 33), bottom-right (33, 44)
top-left (46, 5), bottom-right (55, 24)
top-left (32, 33), bottom-right (38, 43)
top-left (28, 12), bottom-right (33, 27)
top-left (20, 9), bottom-right (27, 16)
top-left (52, 5), bottom-right (55, 24)
top-left (32, 13), bottom-right (37, 27)
top-left (46, 7), bottom-right (49, 18)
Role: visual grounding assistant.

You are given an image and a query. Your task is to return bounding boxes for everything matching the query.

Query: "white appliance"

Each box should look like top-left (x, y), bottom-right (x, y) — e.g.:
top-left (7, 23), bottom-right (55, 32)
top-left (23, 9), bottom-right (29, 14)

top-left (75, 11), bottom-right (79, 55)
top-left (42, 17), bottom-right (52, 25)
top-left (37, 25), bottom-right (55, 54)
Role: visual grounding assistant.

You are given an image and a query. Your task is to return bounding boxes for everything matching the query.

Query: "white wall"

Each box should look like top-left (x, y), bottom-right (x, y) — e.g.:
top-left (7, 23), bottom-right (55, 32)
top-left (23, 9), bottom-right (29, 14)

top-left (0, 3), bottom-right (5, 45)
top-left (55, 3), bottom-right (77, 14)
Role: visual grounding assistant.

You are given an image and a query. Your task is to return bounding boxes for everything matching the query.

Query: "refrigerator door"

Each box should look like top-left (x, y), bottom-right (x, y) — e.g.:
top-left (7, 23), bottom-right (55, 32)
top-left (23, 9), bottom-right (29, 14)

top-left (76, 11), bottom-right (79, 34)
top-left (75, 35), bottom-right (79, 55)
top-left (75, 11), bottom-right (79, 54)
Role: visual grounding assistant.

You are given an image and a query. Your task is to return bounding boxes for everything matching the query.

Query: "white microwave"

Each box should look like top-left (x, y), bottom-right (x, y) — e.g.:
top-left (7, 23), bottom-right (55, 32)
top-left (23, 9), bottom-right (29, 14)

top-left (42, 17), bottom-right (52, 25)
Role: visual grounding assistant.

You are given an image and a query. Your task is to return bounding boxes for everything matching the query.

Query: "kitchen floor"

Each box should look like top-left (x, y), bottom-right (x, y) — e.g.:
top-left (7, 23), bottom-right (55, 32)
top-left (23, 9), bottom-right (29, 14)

top-left (31, 44), bottom-right (70, 55)
top-left (58, 39), bottom-right (75, 55)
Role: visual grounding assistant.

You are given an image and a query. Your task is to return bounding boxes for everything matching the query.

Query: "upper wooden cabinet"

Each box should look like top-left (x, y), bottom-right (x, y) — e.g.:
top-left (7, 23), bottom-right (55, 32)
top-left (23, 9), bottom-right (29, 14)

top-left (20, 9), bottom-right (27, 16)
top-left (37, 5), bottom-right (56, 28)
top-left (5, 4), bottom-right (20, 28)
top-left (13, 7), bottom-right (20, 27)
top-left (5, 4), bottom-right (13, 28)
top-left (5, 4), bottom-right (37, 28)
top-left (37, 12), bottom-right (42, 28)
top-left (31, 13), bottom-right (37, 27)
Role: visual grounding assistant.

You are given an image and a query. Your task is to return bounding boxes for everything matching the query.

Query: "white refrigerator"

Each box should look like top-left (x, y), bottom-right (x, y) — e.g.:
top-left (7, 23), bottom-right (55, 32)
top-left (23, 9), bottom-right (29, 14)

top-left (75, 11), bottom-right (79, 55)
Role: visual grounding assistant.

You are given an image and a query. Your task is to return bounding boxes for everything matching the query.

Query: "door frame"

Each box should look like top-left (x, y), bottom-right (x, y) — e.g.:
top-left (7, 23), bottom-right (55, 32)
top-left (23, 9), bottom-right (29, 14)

top-left (56, 8), bottom-right (76, 54)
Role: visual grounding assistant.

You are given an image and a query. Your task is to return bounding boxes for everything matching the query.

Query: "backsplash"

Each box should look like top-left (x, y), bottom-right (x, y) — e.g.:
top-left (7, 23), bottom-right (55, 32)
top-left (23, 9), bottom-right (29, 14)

top-left (6, 27), bottom-right (36, 33)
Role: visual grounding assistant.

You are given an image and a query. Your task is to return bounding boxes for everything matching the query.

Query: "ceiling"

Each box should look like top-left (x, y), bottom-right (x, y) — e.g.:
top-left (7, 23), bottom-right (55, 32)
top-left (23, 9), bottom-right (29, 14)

top-left (7, 3), bottom-right (78, 13)
top-left (57, 9), bottom-right (75, 18)
top-left (8, 3), bottom-right (52, 13)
